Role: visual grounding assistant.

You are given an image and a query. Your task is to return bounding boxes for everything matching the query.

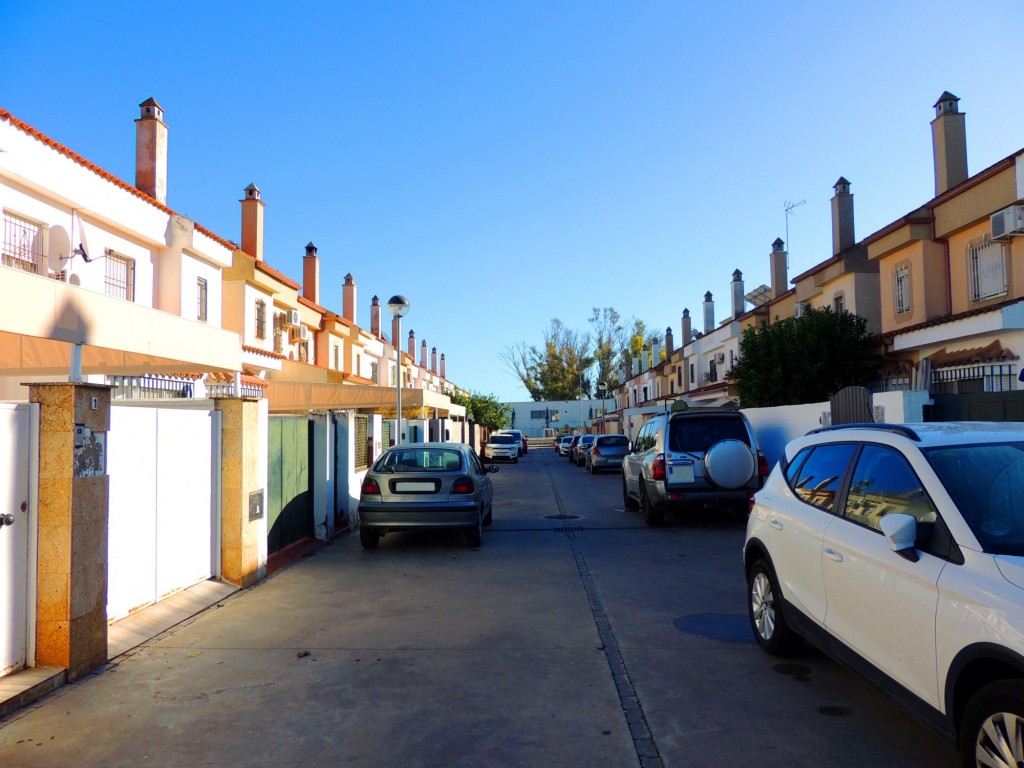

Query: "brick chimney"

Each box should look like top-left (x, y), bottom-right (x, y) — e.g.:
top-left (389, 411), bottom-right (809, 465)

top-left (420, 340), bottom-right (428, 369)
top-left (932, 91), bottom-right (968, 196)
top-left (731, 269), bottom-right (745, 318)
top-left (665, 326), bottom-right (674, 355)
top-left (342, 274), bottom-right (356, 323)
top-left (831, 178), bottom-right (855, 256)
top-left (135, 98), bottom-right (168, 204)
top-left (370, 295), bottom-right (381, 338)
top-left (770, 238), bottom-right (788, 299)
top-left (681, 309), bottom-right (691, 346)
top-left (703, 292), bottom-right (714, 334)
top-left (240, 184), bottom-right (264, 261)
top-left (303, 242), bottom-right (319, 304)
top-left (408, 330), bottom-right (416, 358)
top-left (440, 353), bottom-right (446, 379)
top-left (431, 347), bottom-right (438, 373)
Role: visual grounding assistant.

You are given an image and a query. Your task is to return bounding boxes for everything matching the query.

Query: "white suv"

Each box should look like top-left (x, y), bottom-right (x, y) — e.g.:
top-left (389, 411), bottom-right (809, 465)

top-left (744, 422), bottom-right (1024, 765)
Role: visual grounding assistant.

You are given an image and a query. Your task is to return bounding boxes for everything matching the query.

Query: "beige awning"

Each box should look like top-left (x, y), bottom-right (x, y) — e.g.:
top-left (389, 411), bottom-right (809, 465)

top-left (264, 381), bottom-right (465, 418)
top-left (0, 268), bottom-right (241, 375)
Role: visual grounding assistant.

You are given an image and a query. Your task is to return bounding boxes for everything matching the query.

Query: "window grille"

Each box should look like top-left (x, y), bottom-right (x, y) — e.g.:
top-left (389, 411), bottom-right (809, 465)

top-left (273, 313), bottom-right (284, 353)
top-left (354, 415), bottom-right (369, 469)
top-left (968, 238), bottom-right (1008, 302)
top-left (197, 278), bottom-right (208, 322)
top-left (255, 299), bottom-right (266, 340)
top-left (110, 375), bottom-right (194, 399)
top-left (2, 211), bottom-right (43, 273)
top-left (104, 250), bottom-right (135, 301)
top-left (894, 265), bottom-right (910, 314)
top-left (530, 410), bottom-right (546, 419)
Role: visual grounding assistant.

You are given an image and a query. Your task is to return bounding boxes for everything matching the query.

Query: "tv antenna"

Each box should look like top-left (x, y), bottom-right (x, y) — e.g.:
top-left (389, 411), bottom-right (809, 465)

top-left (784, 200), bottom-right (805, 266)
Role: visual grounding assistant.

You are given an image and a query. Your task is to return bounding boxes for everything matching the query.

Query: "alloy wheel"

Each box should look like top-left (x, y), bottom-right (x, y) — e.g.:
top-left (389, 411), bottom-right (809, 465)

top-left (750, 571), bottom-right (776, 641)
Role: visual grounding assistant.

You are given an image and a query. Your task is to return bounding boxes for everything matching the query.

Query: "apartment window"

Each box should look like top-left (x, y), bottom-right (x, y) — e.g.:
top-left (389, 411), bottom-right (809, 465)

top-left (530, 410), bottom-right (546, 419)
top-left (689, 363), bottom-right (695, 384)
top-left (833, 293), bottom-right (845, 314)
top-left (104, 250), bottom-right (135, 301)
top-left (196, 278), bottom-right (208, 322)
top-left (2, 211), bottom-right (44, 273)
top-left (968, 238), bottom-right (1008, 302)
top-left (894, 265), bottom-right (911, 315)
top-left (255, 299), bottom-right (266, 340)
top-left (334, 345), bottom-right (340, 371)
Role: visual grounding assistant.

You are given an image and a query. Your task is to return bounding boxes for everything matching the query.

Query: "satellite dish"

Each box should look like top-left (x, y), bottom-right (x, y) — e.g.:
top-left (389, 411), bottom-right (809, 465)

top-left (76, 220), bottom-right (91, 262)
top-left (48, 226), bottom-right (71, 270)
top-left (69, 274), bottom-right (81, 286)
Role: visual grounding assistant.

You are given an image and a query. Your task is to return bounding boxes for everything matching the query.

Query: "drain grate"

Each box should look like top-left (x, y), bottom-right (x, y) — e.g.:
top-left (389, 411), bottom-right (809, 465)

top-left (553, 526), bottom-right (584, 532)
top-left (545, 514), bottom-right (580, 520)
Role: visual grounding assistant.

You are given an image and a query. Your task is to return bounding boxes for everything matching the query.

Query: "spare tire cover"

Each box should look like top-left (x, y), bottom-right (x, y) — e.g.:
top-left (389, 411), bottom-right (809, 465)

top-left (703, 439), bottom-right (755, 490)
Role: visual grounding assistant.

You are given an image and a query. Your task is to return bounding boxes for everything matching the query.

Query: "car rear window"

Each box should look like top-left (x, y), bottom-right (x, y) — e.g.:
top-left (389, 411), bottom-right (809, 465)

top-left (598, 436), bottom-right (628, 447)
top-left (376, 449), bottom-right (463, 472)
top-left (668, 416), bottom-right (750, 452)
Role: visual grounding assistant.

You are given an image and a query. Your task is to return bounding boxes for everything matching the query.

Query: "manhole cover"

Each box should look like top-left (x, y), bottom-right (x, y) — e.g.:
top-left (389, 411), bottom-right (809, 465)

top-left (545, 514), bottom-right (580, 520)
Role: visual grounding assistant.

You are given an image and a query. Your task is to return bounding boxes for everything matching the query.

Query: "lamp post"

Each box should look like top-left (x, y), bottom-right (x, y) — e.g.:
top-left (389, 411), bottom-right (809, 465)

top-left (387, 295), bottom-right (410, 444)
top-left (597, 381), bottom-right (607, 433)
top-left (579, 372), bottom-right (584, 429)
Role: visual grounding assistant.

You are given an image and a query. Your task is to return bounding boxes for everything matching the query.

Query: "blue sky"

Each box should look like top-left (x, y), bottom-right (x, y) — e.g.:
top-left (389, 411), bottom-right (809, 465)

top-left (5, 1), bottom-right (1023, 402)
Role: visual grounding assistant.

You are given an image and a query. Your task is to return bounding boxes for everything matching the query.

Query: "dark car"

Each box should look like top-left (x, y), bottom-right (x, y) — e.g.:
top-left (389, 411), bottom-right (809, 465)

top-left (574, 434), bottom-right (597, 466)
top-left (358, 442), bottom-right (497, 549)
top-left (586, 434), bottom-right (630, 474)
top-left (567, 434), bottom-right (582, 462)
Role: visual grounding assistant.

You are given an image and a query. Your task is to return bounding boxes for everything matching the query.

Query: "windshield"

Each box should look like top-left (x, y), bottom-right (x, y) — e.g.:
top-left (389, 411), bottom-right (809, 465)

top-left (489, 435), bottom-right (515, 445)
top-left (924, 441), bottom-right (1024, 555)
top-left (669, 416), bottom-right (749, 452)
top-left (598, 436), bottom-right (629, 447)
top-left (374, 448), bottom-right (464, 473)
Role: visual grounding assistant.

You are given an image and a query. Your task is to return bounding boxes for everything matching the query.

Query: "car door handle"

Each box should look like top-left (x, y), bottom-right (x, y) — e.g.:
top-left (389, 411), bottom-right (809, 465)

top-left (769, 519), bottom-right (783, 531)
top-left (823, 547), bottom-right (844, 562)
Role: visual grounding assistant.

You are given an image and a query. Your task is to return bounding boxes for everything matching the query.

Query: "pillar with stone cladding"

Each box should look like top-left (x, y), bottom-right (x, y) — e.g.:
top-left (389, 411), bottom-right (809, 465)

top-left (29, 382), bottom-right (110, 681)
top-left (216, 396), bottom-right (267, 588)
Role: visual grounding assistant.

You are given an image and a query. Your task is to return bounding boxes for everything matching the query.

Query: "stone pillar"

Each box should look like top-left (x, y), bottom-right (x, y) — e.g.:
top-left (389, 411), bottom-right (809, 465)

top-left (216, 397), bottom-right (267, 588)
top-left (30, 382), bottom-right (111, 681)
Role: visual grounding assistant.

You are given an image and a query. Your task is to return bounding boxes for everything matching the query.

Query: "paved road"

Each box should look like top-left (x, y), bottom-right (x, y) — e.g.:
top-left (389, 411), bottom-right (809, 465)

top-left (0, 448), bottom-right (957, 767)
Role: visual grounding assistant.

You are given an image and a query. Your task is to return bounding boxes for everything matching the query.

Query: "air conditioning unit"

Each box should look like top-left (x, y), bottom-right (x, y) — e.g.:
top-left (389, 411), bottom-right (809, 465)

top-left (714, 352), bottom-right (725, 364)
top-left (284, 309), bottom-right (300, 327)
top-left (292, 325), bottom-right (309, 341)
top-left (991, 205), bottom-right (1024, 240)
top-left (701, 372), bottom-right (713, 383)
top-left (51, 269), bottom-right (67, 282)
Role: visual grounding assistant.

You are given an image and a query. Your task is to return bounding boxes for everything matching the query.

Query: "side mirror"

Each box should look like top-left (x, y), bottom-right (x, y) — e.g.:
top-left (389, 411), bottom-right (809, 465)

top-left (487, 465), bottom-right (500, 473)
top-left (879, 513), bottom-right (919, 562)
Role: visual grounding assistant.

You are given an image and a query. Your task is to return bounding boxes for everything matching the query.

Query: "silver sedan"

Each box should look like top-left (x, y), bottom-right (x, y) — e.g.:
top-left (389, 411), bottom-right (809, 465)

top-left (358, 442), bottom-right (497, 549)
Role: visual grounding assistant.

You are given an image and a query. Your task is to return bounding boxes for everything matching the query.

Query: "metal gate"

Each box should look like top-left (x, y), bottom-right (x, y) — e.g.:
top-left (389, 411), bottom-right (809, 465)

top-left (267, 415), bottom-right (313, 553)
top-left (0, 403), bottom-right (38, 676)
top-left (929, 391), bottom-right (1024, 421)
top-left (107, 405), bottom-right (220, 622)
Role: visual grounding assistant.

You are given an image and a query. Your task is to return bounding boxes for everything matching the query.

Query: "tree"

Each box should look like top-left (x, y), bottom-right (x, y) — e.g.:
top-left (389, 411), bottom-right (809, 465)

top-left (622, 318), bottom-right (664, 371)
top-left (500, 319), bottom-right (593, 401)
top-left (729, 306), bottom-right (873, 407)
top-left (589, 307), bottom-right (625, 391)
top-left (445, 389), bottom-right (509, 431)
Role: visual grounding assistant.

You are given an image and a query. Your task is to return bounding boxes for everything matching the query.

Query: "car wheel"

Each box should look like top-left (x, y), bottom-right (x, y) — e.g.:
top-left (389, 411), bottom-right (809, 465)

top-left (747, 558), bottom-right (803, 656)
top-left (639, 483), bottom-right (664, 526)
top-left (465, 515), bottom-right (483, 548)
top-left (623, 475), bottom-right (639, 510)
top-left (359, 526), bottom-right (380, 550)
top-left (960, 680), bottom-right (1024, 768)
top-left (483, 503), bottom-right (493, 526)
top-left (588, 460), bottom-right (595, 474)
top-left (513, 456), bottom-right (519, 464)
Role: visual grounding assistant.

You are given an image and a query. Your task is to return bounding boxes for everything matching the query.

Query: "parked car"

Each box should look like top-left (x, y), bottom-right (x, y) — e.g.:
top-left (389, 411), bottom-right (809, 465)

top-left (574, 434), bottom-right (596, 466)
top-left (586, 434), bottom-right (630, 474)
top-left (483, 433), bottom-right (518, 463)
top-left (622, 408), bottom-right (767, 525)
top-left (498, 429), bottom-right (527, 456)
top-left (358, 442), bottom-right (497, 549)
top-left (556, 435), bottom-right (573, 456)
top-left (566, 434), bottom-right (582, 462)
top-left (744, 422), bottom-right (1024, 764)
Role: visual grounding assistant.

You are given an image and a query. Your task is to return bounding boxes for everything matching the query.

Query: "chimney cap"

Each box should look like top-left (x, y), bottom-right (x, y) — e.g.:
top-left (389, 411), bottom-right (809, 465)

top-left (934, 91), bottom-right (960, 109)
top-left (243, 183), bottom-right (261, 200)
top-left (344, 273), bottom-right (355, 284)
top-left (834, 176), bottom-right (851, 192)
top-left (305, 241), bottom-right (317, 253)
top-left (732, 269), bottom-right (742, 280)
top-left (704, 291), bottom-right (713, 301)
top-left (138, 97), bottom-right (164, 120)
top-left (665, 326), bottom-right (672, 335)
top-left (772, 237), bottom-right (785, 251)
top-left (683, 308), bottom-right (690, 316)
top-left (371, 295), bottom-right (380, 305)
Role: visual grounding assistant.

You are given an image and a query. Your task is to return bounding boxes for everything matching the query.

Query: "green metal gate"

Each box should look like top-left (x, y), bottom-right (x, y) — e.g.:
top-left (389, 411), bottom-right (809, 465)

top-left (268, 415), bottom-right (314, 554)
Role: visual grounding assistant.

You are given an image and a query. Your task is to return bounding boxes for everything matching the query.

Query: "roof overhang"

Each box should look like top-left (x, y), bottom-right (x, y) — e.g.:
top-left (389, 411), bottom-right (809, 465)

top-left (263, 380), bottom-right (465, 418)
top-left (0, 267), bottom-right (241, 375)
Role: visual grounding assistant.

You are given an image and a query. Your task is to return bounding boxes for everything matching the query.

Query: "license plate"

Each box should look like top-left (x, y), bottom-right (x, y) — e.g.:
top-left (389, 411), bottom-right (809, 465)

top-left (395, 481), bottom-right (436, 492)
top-left (668, 462), bottom-right (694, 483)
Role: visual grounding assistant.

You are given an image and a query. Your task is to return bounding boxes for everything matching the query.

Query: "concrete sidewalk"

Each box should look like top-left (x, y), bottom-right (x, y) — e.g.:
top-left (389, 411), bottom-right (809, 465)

top-left (0, 535), bottom-right (326, 719)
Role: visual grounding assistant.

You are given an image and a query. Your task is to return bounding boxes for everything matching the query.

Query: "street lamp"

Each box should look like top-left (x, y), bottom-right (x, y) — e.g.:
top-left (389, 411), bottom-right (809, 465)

top-left (597, 381), bottom-right (608, 433)
top-left (387, 295), bottom-right (410, 444)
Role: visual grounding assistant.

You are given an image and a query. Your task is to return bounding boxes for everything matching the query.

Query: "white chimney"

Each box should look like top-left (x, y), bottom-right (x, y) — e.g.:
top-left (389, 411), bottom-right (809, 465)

top-left (703, 292), bottom-right (714, 334)
top-left (731, 269), bottom-right (745, 318)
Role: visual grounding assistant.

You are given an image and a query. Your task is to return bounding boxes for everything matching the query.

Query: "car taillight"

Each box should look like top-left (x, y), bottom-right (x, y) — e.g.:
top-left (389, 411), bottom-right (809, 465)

top-left (757, 450), bottom-right (769, 478)
top-left (748, 492), bottom-right (757, 514)
top-left (652, 454), bottom-right (666, 481)
top-left (451, 477), bottom-right (474, 494)
top-left (591, 446), bottom-right (601, 455)
top-left (361, 477), bottom-right (381, 495)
